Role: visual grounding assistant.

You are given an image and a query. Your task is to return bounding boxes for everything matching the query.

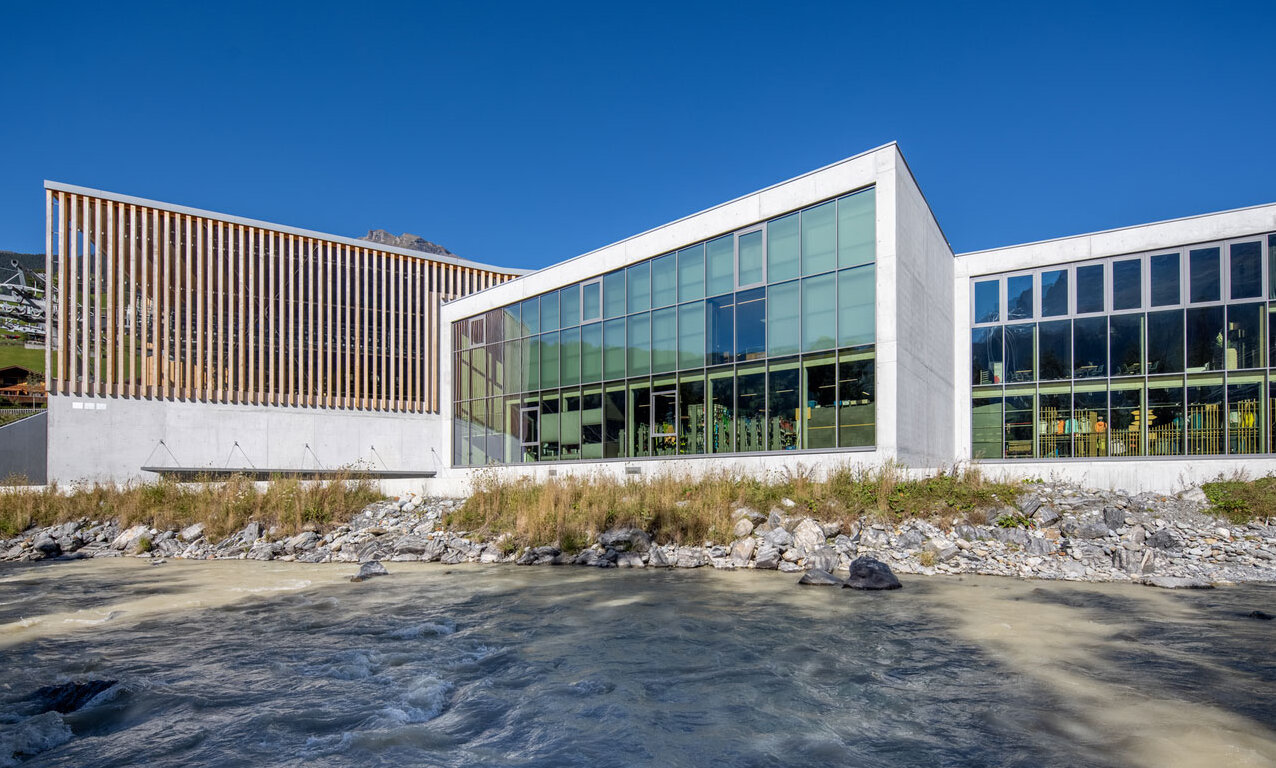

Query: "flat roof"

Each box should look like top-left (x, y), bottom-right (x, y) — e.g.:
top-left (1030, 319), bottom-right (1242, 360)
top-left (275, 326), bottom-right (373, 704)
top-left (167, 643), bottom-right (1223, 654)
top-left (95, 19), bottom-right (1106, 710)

top-left (44, 180), bottom-right (530, 276)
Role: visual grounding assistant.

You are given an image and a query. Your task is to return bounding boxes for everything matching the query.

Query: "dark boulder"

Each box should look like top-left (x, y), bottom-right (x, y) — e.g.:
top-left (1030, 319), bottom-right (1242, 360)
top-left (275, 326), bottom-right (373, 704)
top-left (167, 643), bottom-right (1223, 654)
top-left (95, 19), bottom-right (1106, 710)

top-left (1147, 528), bottom-right (1182, 550)
top-left (33, 536), bottom-right (61, 558)
top-left (31, 679), bottom-right (117, 714)
top-left (842, 556), bottom-right (902, 590)
top-left (797, 568), bottom-right (843, 586)
top-left (351, 560), bottom-right (389, 582)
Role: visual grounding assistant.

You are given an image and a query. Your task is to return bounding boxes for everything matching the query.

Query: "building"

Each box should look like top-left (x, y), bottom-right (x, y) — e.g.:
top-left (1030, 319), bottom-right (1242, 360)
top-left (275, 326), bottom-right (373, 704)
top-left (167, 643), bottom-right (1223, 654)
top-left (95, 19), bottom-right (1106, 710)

top-left (39, 144), bottom-right (1276, 492)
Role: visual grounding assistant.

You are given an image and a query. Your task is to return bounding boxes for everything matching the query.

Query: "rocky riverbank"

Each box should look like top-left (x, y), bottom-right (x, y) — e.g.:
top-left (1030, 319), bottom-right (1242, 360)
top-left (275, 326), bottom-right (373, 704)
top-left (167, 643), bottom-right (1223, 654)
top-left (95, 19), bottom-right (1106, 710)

top-left (4, 482), bottom-right (1275, 587)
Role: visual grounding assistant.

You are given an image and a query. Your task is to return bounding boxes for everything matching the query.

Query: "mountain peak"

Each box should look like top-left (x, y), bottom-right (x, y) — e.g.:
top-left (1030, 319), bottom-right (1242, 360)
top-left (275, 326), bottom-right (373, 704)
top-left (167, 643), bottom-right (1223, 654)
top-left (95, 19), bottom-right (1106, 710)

top-left (358, 229), bottom-right (457, 258)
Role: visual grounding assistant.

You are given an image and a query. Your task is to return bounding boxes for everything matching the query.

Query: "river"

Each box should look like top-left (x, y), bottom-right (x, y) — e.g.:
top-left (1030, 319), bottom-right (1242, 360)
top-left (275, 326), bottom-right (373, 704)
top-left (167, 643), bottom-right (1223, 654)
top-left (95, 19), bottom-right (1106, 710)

top-left (1, 559), bottom-right (1274, 767)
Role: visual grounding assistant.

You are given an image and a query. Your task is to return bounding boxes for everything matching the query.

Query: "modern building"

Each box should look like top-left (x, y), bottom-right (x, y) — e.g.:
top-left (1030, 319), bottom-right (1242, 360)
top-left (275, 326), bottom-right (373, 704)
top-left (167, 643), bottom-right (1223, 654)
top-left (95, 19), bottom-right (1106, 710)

top-left (38, 143), bottom-right (1276, 492)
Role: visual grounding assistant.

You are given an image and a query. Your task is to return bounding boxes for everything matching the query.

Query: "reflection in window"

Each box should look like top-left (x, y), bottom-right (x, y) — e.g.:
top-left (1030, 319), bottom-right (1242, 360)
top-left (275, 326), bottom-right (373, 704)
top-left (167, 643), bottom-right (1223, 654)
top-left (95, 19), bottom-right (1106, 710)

top-left (651, 377), bottom-right (678, 456)
top-left (559, 285), bottom-right (580, 328)
top-left (1004, 388), bottom-right (1034, 458)
top-left (1230, 242), bottom-right (1262, 300)
top-left (1151, 253), bottom-right (1180, 306)
top-left (1228, 377), bottom-right (1264, 454)
top-left (603, 384), bottom-right (625, 458)
top-left (802, 274), bottom-right (836, 352)
top-left (1109, 314), bottom-right (1143, 376)
top-left (1004, 324), bottom-right (1035, 382)
top-left (1112, 259), bottom-right (1141, 310)
top-left (1073, 316), bottom-right (1107, 378)
top-left (603, 318), bottom-right (626, 380)
top-left (738, 230), bottom-right (764, 286)
top-left (539, 393), bottom-right (560, 460)
top-left (1041, 270), bottom-right (1069, 316)
top-left (1189, 247), bottom-right (1220, 303)
top-left (707, 295), bottom-right (734, 366)
top-left (768, 282), bottom-right (800, 357)
top-left (651, 254), bottom-right (677, 308)
top-left (974, 279), bottom-right (999, 323)
top-left (1109, 382), bottom-right (1143, 457)
top-left (628, 382), bottom-right (651, 457)
top-left (1075, 264), bottom-right (1104, 314)
top-left (768, 359), bottom-right (799, 451)
top-left (802, 201), bottom-right (836, 276)
top-left (837, 348), bottom-right (875, 447)
top-left (735, 364), bottom-right (766, 452)
top-left (523, 296), bottom-right (541, 335)
top-left (582, 281), bottom-right (601, 322)
top-left (559, 327), bottom-right (580, 386)
top-left (1185, 306), bottom-right (1223, 371)
top-left (581, 387), bottom-right (603, 459)
top-left (802, 354), bottom-right (837, 449)
top-left (677, 302), bottom-right (705, 370)
top-left (768, 213), bottom-right (800, 283)
top-left (1038, 320), bottom-right (1071, 380)
top-left (651, 307), bottom-right (677, 373)
top-left (558, 389), bottom-right (582, 460)
top-left (678, 374), bottom-right (705, 455)
top-left (838, 265), bottom-right (875, 347)
top-left (1146, 310), bottom-right (1184, 374)
top-left (971, 326), bottom-right (1003, 385)
top-left (706, 235), bottom-right (734, 296)
top-left (1227, 303), bottom-right (1264, 369)
top-left (1007, 275), bottom-right (1033, 320)
top-left (627, 262), bottom-right (650, 313)
top-left (603, 271), bottom-right (625, 318)
top-left (541, 291), bottom-right (560, 332)
top-left (837, 188), bottom-right (875, 268)
top-left (580, 323), bottom-right (602, 384)
top-left (677, 244), bottom-right (705, 302)
top-left (708, 367), bottom-right (734, 453)
top-left (626, 314), bottom-right (650, 376)
top-left (735, 288), bottom-right (766, 360)
top-left (540, 332), bottom-right (560, 388)
top-left (972, 394), bottom-right (1002, 459)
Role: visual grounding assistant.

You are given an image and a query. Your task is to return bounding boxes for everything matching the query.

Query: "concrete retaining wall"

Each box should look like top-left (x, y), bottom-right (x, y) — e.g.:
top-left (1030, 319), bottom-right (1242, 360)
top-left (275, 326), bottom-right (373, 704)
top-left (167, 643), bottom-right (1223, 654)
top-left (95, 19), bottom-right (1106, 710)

top-left (0, 411), bottom-right (47, 484)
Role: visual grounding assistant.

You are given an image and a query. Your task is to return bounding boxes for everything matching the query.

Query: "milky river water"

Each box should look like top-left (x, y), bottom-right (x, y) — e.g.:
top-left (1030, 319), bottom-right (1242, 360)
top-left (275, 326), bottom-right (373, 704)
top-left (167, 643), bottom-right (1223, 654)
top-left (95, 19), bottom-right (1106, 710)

top-left (1, 559), bottom-right (1274, 767)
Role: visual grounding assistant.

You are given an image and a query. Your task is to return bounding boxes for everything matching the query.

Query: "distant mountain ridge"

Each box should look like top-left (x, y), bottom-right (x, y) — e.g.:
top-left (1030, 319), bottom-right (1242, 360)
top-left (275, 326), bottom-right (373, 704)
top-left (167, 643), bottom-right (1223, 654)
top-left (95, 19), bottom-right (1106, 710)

top-left (358, 230), bottom-right (457, 258)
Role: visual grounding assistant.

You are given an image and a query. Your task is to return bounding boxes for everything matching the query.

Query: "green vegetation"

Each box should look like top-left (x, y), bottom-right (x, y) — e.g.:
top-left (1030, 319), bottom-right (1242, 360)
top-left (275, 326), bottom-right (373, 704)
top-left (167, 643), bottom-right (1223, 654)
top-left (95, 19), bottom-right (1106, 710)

top-left (1202, 475), bottom-right (1276, 524)
top-left (0, 343), bottom-right (44, 373)
top-left (449, 464), bottom-right (1020, 549)
top-left (0, 474), bottom-right (383, 539)
top-left (0, 410), bottom-right (40, 427)
top-left (994, 512), bottom-right (1033, 529)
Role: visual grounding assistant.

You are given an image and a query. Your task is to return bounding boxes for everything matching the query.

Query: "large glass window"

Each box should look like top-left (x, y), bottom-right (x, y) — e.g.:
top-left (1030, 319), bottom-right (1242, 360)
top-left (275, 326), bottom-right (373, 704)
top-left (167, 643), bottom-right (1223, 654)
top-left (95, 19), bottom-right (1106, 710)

top-left (736, 288), bottom-right (766, 360)
top-left (838, 265), bottom-right (875, 347)
top-left (1073, 383), bottom-right (1108, 458)
top-left (1004, 324), bottom-right (1035, 382)
top-left (603, 318), bottom-right (626, 380)
top-left (1189, 247), bottom-right (1221, 303)
top-left (626, 314), bottom-right (650, 376)
top-left (802, 201), bottom-right (836, 276)
top-left (1041, 270), bottom-right (1069, 317)
top-left (1109, 380), bottom-right (1143, 457)
top-left (1007, 275), bottom-right (1033, 320)
top-left (767, 213), bottom-right (800, 283)
top-left (1151, 253), bottom-right (1180, 306)
top-left (1227, 303), bottom-right (1264, 369)
top-left (1038, 320), bottom-right (1071, 380)
top-left (802, 274), bottom-right (836, 352)
top-left (1109, 314), bottom-right (1143, 376)
top-left (708, 367), bottom-right (734, 453)
top-left (541, 291), bottom-right (560, 332)
top-left (1112, 259), bottom-right (1142, 310)
top-left (736, 363), bottom-right (766, 452)
top-left (678, 373), bottom-right (705, 455)
top-left (1073, 316), bottom-right (1107, 378)
top-left (522, 296), bottom-right (541, 335)
top-left (1228, 242), bottom-right (1261, 300)
top-left (628, 381), bottom-right (650, 457)
top-left (837, 189), bottom-right (874, 268)
top-left (539, 393), bottom-right (560, 460)
top-left (972, 394), bottom-right (1002, 459)
top-left (974, 280), bottom-right (1000, 323)
top-left (767, 359), bottom-right (799, 451)
top-left (652, 376), bottom-right (678, 456)
top-left (1185, 306), bottom-right (1224, 372)
top-left (972, 326), bottom-right (1003, 385)
top-left (1075, 264), bottom-right (1104, 314)
top-left (1146, 310), bottom-right (1184, 374)
top-left (738, 230), bottom-right (764, 287)
top-left (802, 353), bottom-right (837, 449)
top-left (677, 244), bottom-right (705, 302)
top-left (651, 253), bottom-right (677, 308)
top-left (627, 262), bottom-right (650, 313)
top-left (768, 282), bottom-right (800, 357)
top-left (650, 307), bottom-right (677, 373)
top-left (677, 301), bottom-right (706, 370)
top-left (1004, 387), bottom-right (1034, 458)
top-left (603, 270), bottom-right (625, 318)
top-left (580, 323), bottom-right (602, 384)
top-left (1186, 376), bottom-right (1224, 455)
top-left (707, 294), bottom-right (734, 366)
top-left (1147, 378), bottom-right (1184, 456)
top-left (558, 389), bottom-right (582, 460)
top-left (582, 280), bottom-right (601, 322)
top-left (559, 285), bottom-right (580, 328)
top-left (837, 348), bottom-right (874, 447)
top-left (1228, 374), bottom-right (1264, 454)
top-left (559, 327), bottom-right (581, 386)
top-left (603, 383), bottom-right (626, 458)
top-left (706, 235), bottom-right (734, 296)
top-left (581, 386), bottom-right (603, 459)
top-left (540, 331), bottom-right (560, 388)
top-left (1038, 382), bottom-right (1072, 458)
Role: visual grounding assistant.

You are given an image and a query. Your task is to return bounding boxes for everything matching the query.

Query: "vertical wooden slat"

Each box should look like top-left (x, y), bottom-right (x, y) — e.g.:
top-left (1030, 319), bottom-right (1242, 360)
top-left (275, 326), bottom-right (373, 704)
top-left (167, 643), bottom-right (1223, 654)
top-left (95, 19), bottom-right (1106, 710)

top-left (78, 196), bottom-right (90, 396)
top-left (104, 200), bottom-right (114, 395)
top-left (44, 190), bottom-right (54, 395)
top-left (267, 232), bottom-right (276, 405)
top-left (286, 234), bottom-right (295, 406)
top-left (116, 203), bottom-right (126, 397)
top-left (311, 239), bottom-right (318, 407)
top-left (320, 242), bottom-right (328, 407)
top-left (129, 205), bottom-right (139, 397)
top-left (183, 215), bottom-right (192, 399)
top-left (237, 225), bottom-right (246, 403)
top-left (253, 229), bottom-right (262, 404)
top-left (388, 254), bottom-right (397, 410)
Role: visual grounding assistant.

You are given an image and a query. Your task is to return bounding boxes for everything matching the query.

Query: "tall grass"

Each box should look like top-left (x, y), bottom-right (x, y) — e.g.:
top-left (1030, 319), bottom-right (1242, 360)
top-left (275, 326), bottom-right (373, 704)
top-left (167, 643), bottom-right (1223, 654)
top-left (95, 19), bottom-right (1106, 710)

top-left (1202, 473), bottom-right (1276, 524)
top-left (0, 474), bottom-right (384, 540)
top-left (449, 464), bottom-right (1020, 549)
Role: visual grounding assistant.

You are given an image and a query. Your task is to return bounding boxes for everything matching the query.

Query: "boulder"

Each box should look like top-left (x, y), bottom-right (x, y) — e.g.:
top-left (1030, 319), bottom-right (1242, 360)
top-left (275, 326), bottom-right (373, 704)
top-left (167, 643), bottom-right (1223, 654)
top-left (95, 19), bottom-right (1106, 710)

top-left (731, 507), bottom-right (765, 524)
top-left (237, 522), bottom-right (262, 545)
top-left (33, 536), bottom-right (61, 558)
top-left (1147, 528), bottom-right (1182, 550)
top-left (1102, 507), bottom-right (1125, 531)
top-left (842, 556), bottom-right (902, 590)
top-left (615, 552), bottom-right (644, 568)
top-left (110, 524), bottom-right (151, 552)
top-left (598, 527), bottom-right (652, 553)
top-left (729, 537), bottom-right (756, 565)
top-left (732, 518), bottom-right (755, 539)
top-left (674, 547), bottom-right (708, 568)
top-left (1142, 575), bottom-right (1212, 590)
top-left (792, 519), bottom-right (825, 554)
top-left (1178, 487), bottom-right (1208, 505)
top-left (392, 535), bottom-right (431, 555)
top-left (762, 527), bottom-right (793, 550)
top-left (285, 531), bottom-right (319, 553)
top-left (798, 568), bottom-right (843, 586)
top-left (1025, 536), bottom-right (1057, 556)
top-left (1032, 507), bottom-right (1061, 527)
top-left (754, 542), bottom-right (781, 570)
top-left (30, 679), bottom-right (117, 714)
top-left (351, 560), bottom-right (389, 582)
top-left (1017, 497), bottom-right (1043, 517)
top-left (806, 546), bottom-right (838, 572)
top-left (647, 547), bottom-right (673, 568)
top-left (895, 529), bottom-right (925, 551)
top-left (778, 561), bottom-right (803, 573)
top-left (421, 537), bottom-right (446, 562)
top-left (1063, 520), bottom-right (1109, 540)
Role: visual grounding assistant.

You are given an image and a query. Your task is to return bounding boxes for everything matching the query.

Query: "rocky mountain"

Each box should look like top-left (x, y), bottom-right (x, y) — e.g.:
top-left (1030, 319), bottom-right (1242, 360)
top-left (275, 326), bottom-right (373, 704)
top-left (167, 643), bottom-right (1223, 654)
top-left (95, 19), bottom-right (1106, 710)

top-left (358, 230), bottom-right (457, 258)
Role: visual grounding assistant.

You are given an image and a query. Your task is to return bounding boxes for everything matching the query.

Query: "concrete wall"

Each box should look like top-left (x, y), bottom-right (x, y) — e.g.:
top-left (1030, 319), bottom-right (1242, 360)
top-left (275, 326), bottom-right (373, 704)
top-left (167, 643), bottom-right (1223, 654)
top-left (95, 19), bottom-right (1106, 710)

top-left (0, 411), bottom-right (47, 484)
top-left (47, 395), bottom-right (445, 484)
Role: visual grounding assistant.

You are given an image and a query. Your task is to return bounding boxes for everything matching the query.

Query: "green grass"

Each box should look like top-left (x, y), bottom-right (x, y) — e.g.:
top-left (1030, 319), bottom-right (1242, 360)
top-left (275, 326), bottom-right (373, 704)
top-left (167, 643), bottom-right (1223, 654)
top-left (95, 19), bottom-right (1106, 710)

top-left (449, 464), bottom-right (1020, 551)
top-left (0, 343), bottom-right (45, 373)
top-left (0, 474), bottom-right (385, 540)
top-left (1202, 475), bottom-right (1276, 524)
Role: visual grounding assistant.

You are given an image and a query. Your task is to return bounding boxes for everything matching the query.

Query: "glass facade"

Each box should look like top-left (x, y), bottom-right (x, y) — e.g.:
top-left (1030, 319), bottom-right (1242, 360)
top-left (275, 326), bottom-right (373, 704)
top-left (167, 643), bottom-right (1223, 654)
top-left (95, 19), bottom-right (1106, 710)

top-left (454, 187), bottom-right (876, 465)
top-left (970, 232), bottom-right (1276, 459)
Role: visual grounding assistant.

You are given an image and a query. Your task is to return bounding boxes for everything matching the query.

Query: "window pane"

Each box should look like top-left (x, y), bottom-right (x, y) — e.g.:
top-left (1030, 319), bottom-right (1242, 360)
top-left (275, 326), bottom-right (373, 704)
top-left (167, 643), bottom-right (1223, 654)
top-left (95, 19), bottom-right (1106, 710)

top-left (1004, 323), bottom-right (1035, 382)
top-left (626, 313), bottom-right (650, 376)
top-left (1113, 258), bottom-right (1142, 310)
top-left (1151, 253), bottom-right (1181, 306)
top-left (802, 353), bottom-right (837, 449)
top-left (678, 373), bottom-right (705, 455)
top-left (677, 244), bottom-right (705, 302)
top-left (1185, 306), bottom-right (1224, 372)
top-left (603, 270), bottom-right (626, 318)
top-left (603, 318), bottom-right (626, 380)
top-left (1109, 381), bottom-right (1143, 457)
top-left (768, 358), bottom-right (799, 451)
top-left (736, 363), bottom-right (767, 452)
top-left (837, 188), bottom-right (875, 268)
top-left (540, 331), bottom-right (560, 388)
top-left (580, 322), bottom-right (602, 384)
top-left (652, 377), bottom-right (677, 456)
top-left (735, 287), bottom-right (766, 360)
top-left (559, 389), bottom-right (582, 460)
top-left (1038, 320), bottom-right (1071, 380)
top-left (706, 235), bottom-right (734, 296)
top-left (1073, 316), bottom-right (1107, 378)
top-left (1189, 247), bottom-right (1220, 303)
top-left (540, 291), bottom-right (560, 332)
top-left (972, 395), bottom-right (1003, 459)
top-left (838, 265), bottom-right (875, 347)
top-left (628, 381), bottom-right (651, 457)
top-left (708, 367), bottom-right (734, 453)
top-left (1147, 378), bottom-right (1184, 456)
top-left (1004, 387), bottom-right (1034, 458)
top-left (627, 262), bottom-right (650, 313)
top-left (1228, 377), bottom-right (1264, 454)
top-left (603, 383), bottom-right (626, 458)
top-left (527, 336), bottom-right (541, 390)
top-left (1007, 275), bottom-right (1033, 320)
top-left (738, 230), bottom-right (764, 287)
top-left (677, 301), bottom-right (705, 370)
top-left (1230, 241), bottom-right (1262, 300)
top-left (768, 213), bottom-right (799, 283)
top-left (1038, 382), bottom-right (1072, 458)
top-left (582, 281), bottom-right (601, 321)
top-left (1146, 309), bottom-right (1184, 374)
top-left (1109, 313), bottom-right (1143, 376)
top-left (651, 307), bottom-right (678, 373)
top-left (651, 253), bottom-right (677, 307)
top-left (1227, 303), bottom-right (1264, 369)
top-left (1075, 264), bottom-right (1104, 314)
top-left (801, 201), bottom-right (836, 275)
top-left (1041, 269), bottom-right (1069, 317)
top-left (837, 347), bottom-right (875, 447)
top-left (1270, 235), bottom-right (1276, 300)
top-left (707, 294), bottom-right (734, 366)
top-left (1186, 377), bottom-right (1224, 456)
top-left (767, 281), bottom-right (800, 357)
top-left (974, 279), bottom-right (999, 323)
top-left (539, 392), bottom-right (560, 460)
top-left (559, 284), bottom-right (580, 328)
top-left (802, 273), bottom-right (836, 352)
top-left (972, 326), bottom-right (1003, 385)
top-left (1073, 384), bottom-right (1108, 458)
top-left (456, 400), bottom-right (470, 465)
top-left (581, 386), bottom-right (603, 459)
top-left (522, 296), bottom-right (540, 335)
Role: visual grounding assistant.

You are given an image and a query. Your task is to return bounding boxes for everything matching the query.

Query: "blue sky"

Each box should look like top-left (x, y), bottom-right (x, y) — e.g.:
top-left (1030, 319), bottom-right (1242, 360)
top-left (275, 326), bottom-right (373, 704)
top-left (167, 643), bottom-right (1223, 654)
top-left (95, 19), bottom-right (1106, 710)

top-left (2, 1), bottom-right (1273, 268)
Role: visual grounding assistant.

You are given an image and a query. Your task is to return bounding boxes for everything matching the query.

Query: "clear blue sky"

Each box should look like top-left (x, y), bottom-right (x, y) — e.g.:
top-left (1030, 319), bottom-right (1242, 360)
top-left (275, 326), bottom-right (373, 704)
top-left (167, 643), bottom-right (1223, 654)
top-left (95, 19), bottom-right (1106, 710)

top-left (2, 1), bottom-right (1273, 268)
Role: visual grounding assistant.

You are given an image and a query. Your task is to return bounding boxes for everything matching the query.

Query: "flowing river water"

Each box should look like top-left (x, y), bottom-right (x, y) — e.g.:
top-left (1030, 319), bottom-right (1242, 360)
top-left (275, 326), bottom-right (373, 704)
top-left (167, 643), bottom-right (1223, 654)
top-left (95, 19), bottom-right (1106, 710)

top-left (1, 559), bottom-right (1274, 767)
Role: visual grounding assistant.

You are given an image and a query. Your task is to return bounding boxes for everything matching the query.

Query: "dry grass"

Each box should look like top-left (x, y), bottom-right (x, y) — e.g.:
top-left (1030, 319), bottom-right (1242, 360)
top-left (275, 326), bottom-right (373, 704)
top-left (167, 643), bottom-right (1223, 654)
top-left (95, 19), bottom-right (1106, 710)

top-left (1202, 473), bottom-right (1276, 524)
top-left (449, 464), bottom-right (1021, 550)
top-left (0, 474), bottom-right (384, 540)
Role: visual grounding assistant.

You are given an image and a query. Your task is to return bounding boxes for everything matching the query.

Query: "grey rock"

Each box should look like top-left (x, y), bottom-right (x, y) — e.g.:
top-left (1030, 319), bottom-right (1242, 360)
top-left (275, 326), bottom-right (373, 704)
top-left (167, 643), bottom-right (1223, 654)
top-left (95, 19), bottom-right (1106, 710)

top-left (778, 561), bottom-right (803, 573)
top-left (616, 552), bottom-right (645, 568)
top-left (1178, 487), bottom-right (1208, 505)
top-left (792, 518), bottom-right (825, 554)
top-left (598, 527), bottom-right (652, 553)
top-left (798, 568), bottom-right (843, 586)
top-left (421, 537), bottom-right (446, 562)
top-left (1147, 528), bottom-right (1182, 550)
top-left (285, 531), bottom-right (319, 553)
top-left (732, 518), bottom-right (755, 539)
top-left (110, 524), bottom-right (151, 552)
top-left (991, 527), bottom-right (1030, 546)
top-left (647, 547), bottom-right (673, 568)
top-left (674, 547), bottom-right (708, 568)
top-left (1064, 521), bottom-right (1110, 540)
top-left (842, 556), bottom-right (902, 590)
top-left (819, 521), bottom-right (843, 538)
top-left (248, 543), bottom-right (275, 561)
top-left (895, 529), bottom-right (925, 551)
top-left (1143, 575), bottom-right (1213, 589)
top-left (1018, 497), bottom-right (1043, 517)
top-left (33, 536), bottom-right (61, 558)
top-left (806, 546), bottom-right (839, 572)
top-left (238, 522), bottom-right (262, 544)
top-left (1060, 560), bottom-right (1088, 579)
top-left (832, 534), bottom-right (857, 557)
top-left (1032, 507), bottom-right (1061, 527)
top-left (729, 537), bottom-right (756, 565)
top-left (767, 509), bottom-right (785, 531)
top-left (392, 535), bottom-right (431, 555)
top-left (1103, 507), bottom-right (1125, 531)
top-left (762, 527), bottom-right (793, 550)
top-left (754, 542), bottom-right (781, 570)
top-left (351, 560), bottom-right (389, 582)
top-left (731, 507), bottom-right (765, 524)
top-left (1025, 536), bottom-right (1057, 556)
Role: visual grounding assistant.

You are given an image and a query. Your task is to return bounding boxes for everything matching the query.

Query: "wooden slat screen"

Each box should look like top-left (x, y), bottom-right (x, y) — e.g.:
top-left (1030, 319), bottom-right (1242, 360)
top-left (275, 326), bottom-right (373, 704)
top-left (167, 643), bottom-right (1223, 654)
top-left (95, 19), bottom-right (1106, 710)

top-left (48, 191), bottom-right (517, 413)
